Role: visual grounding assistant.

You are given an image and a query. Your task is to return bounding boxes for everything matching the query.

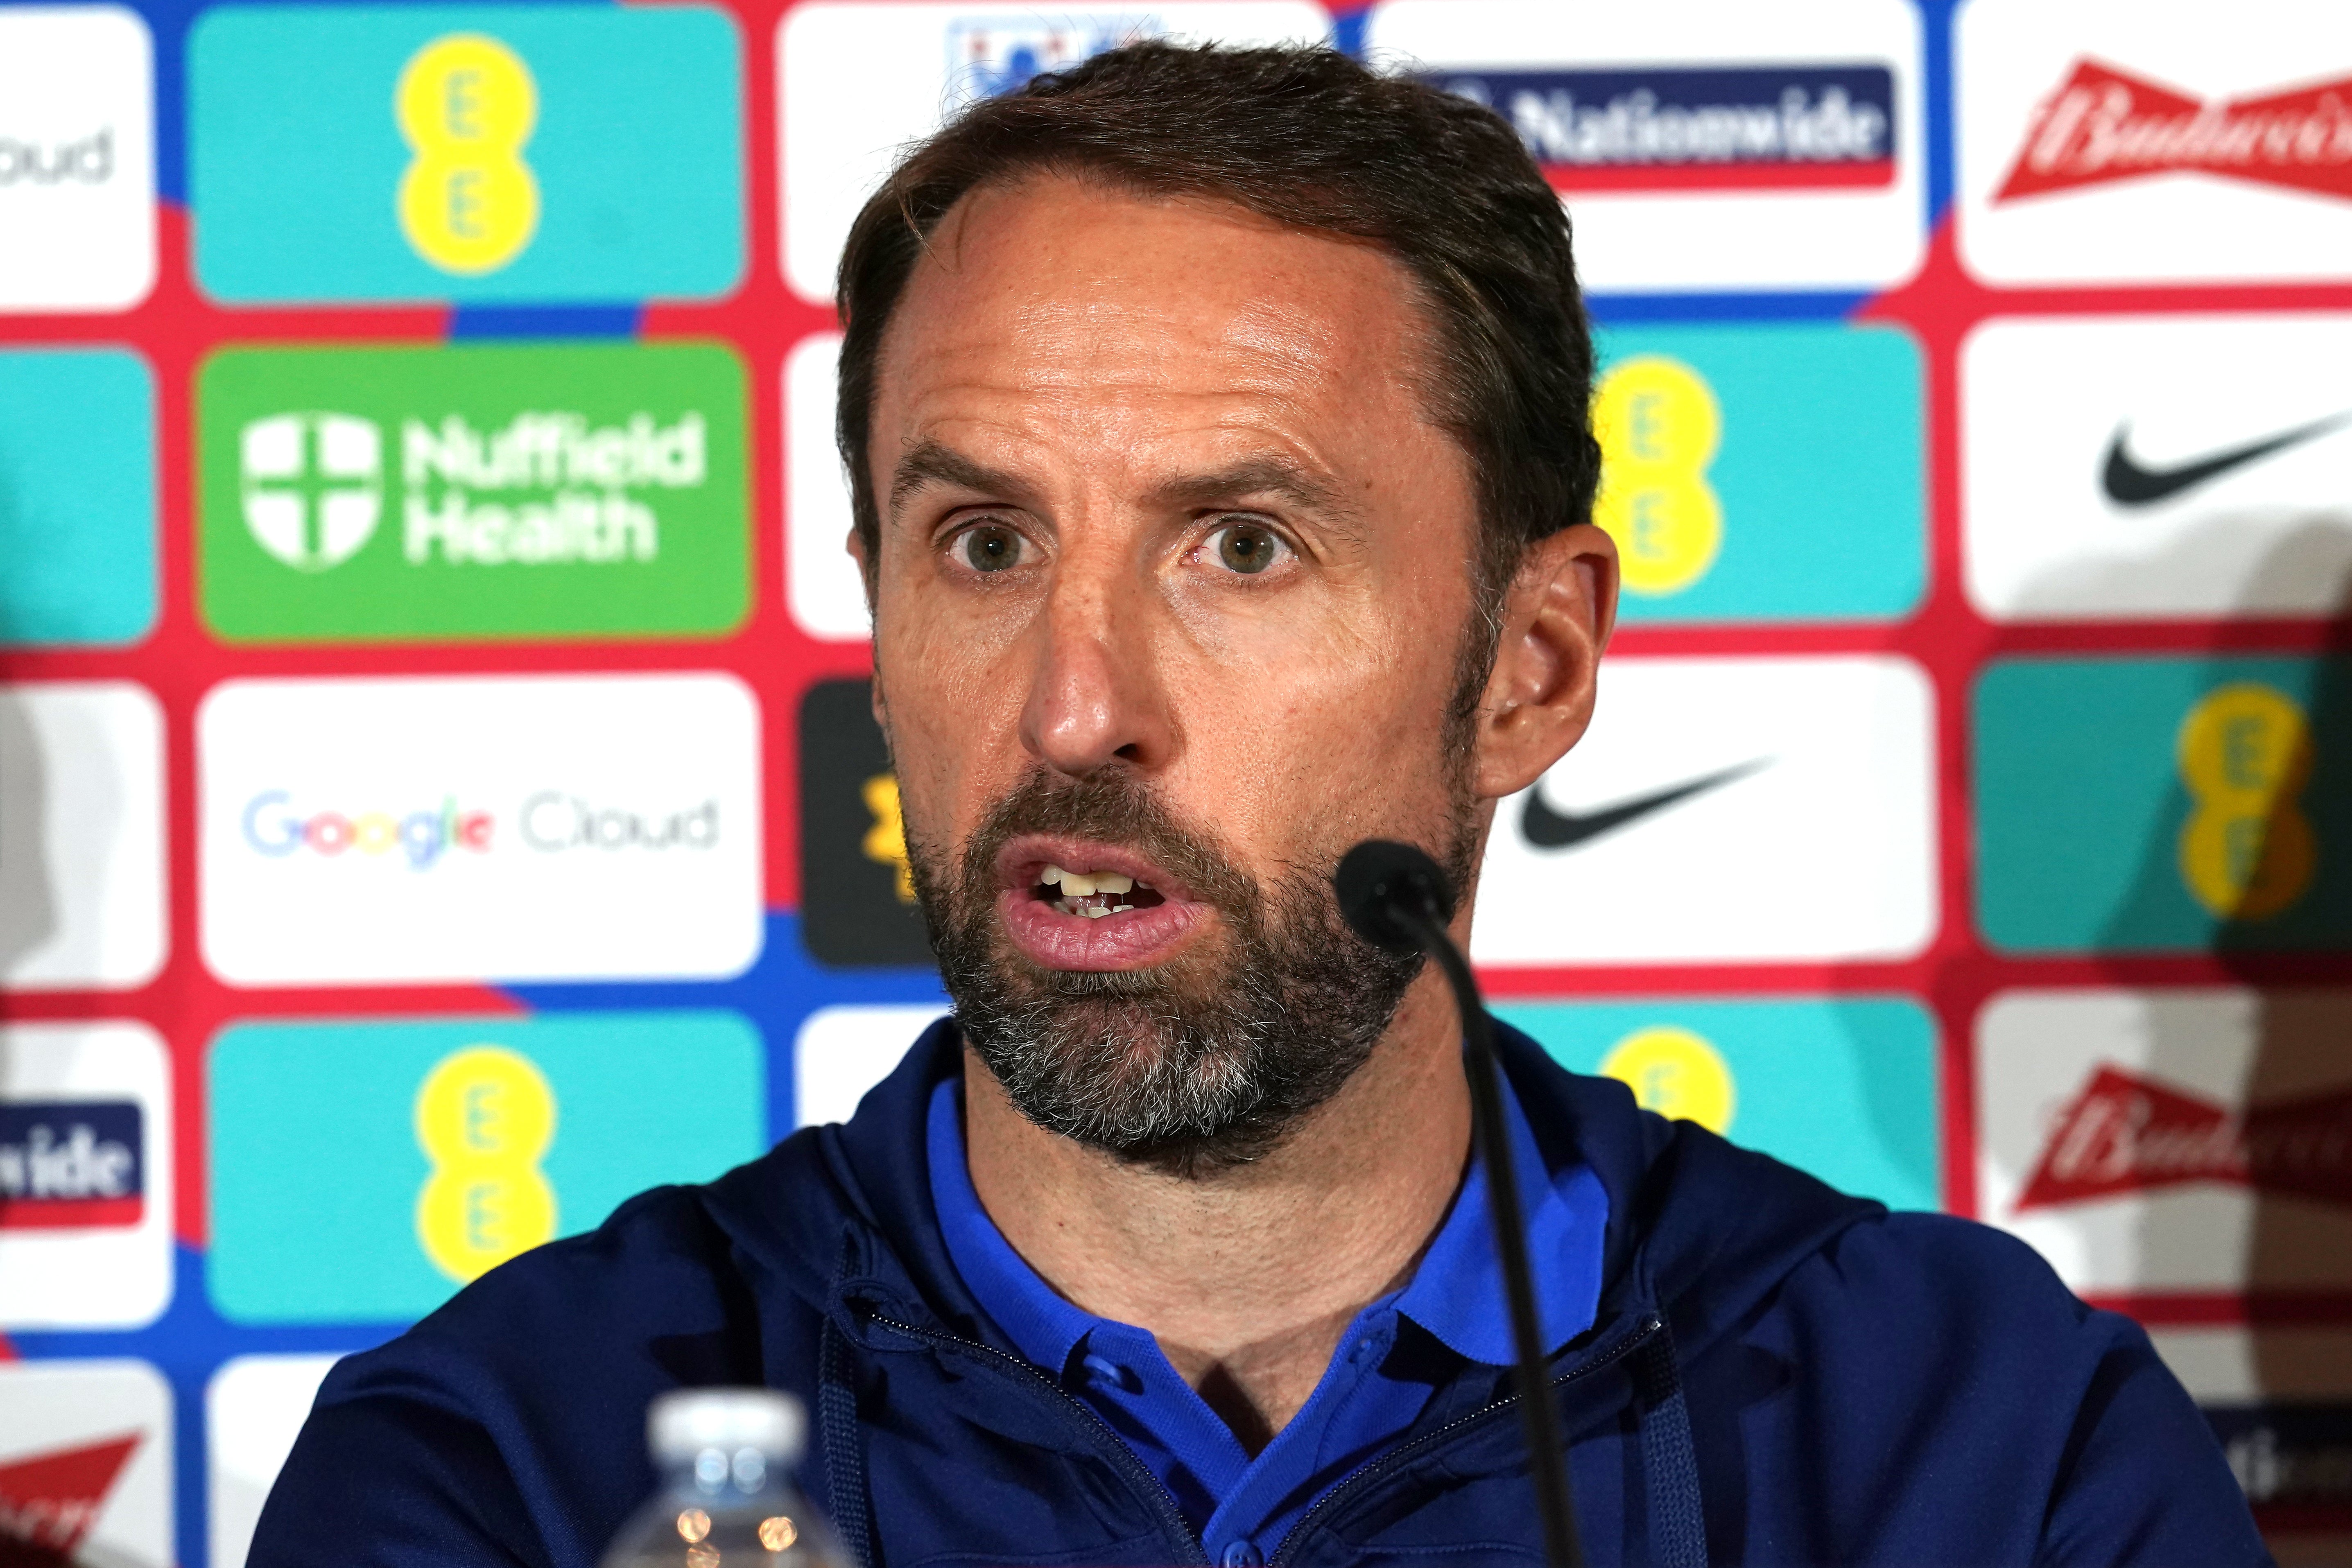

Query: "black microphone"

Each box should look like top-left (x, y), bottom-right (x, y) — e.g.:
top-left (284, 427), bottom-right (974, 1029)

top-left (1335, 841), bottom-right (1585, 1568)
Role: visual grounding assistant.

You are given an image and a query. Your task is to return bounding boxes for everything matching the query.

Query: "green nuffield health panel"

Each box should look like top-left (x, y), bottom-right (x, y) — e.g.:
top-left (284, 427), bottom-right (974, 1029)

top-left (198, 341), bottom-right (750, 642)
top-left (1974, 655), bottom-right (2352, 954)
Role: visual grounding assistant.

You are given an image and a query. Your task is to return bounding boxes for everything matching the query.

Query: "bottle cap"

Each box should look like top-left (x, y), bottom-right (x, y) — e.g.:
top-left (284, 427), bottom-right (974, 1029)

top-left (648, 1388), bottom-right (806, 1465)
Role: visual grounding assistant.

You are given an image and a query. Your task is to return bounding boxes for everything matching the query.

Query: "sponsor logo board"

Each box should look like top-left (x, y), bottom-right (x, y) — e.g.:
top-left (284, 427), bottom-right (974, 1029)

top-left (209, 1011), bottom-right (764, 1323)
top-left (0, 6), bottom-right (155, 312)
top-left (209, 1355), bottom-right (341, 1568)
top-left (1472, 655), bottom-right (1937, 965)
top-left (2151, 1325), bottom-right (2352, 1530)
top-left (776, 3), bottom-right (1330, 302)
top-left (197, 673), bottom-right (762, 985)
top-left (799, 679), bottom-right (933, 967)
top-left (1365, 0), bottom-right (1925, 292)
top-left (0, 348), bottom-right (156, 648)
top-left (0, 681), bottom-right (167, 992)
top-left (199, 343), bottom-right (749, 643)
top-left (1498, 996), bottom-right (1940, 1209)
top-left (1978, 988), bottom-right (2352, 1295)
top-left (1957, 0), bottom-right (2352, 285)
top-left (0, 1022), bottom-right (171, 1329)
top-left (0, 1359), bottom-right (172, 1568)
top-left (1963, 314), bottom-right (2352, 624)
top-left (1590, 324), bottom-right (1922, 622)
top-left (794, 1004), bottom-right (948, 1128)
top-left (1974, 657), bottom-right (2352, 954)
top-left (785, 334), bottom-right (868, 642)
top-left (189, 4), bottom-right (743, 303)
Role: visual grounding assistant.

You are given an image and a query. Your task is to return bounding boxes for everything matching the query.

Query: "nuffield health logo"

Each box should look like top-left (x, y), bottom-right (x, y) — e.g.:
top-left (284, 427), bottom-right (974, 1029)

top-left (201, 343), bottom-right (749, 643)
top-left (240, 412), bottom-right (382, 571)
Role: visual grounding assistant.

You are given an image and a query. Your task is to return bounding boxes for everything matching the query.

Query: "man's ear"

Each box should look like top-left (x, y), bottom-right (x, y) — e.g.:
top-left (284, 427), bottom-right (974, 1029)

top-left (1472, 522), bottom-right (1619, 802)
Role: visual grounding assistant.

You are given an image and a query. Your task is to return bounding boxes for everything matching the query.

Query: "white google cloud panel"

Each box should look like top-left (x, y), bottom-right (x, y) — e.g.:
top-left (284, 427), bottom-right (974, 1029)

top-left (1472, 655), bottom-right (1938, 966)
top-left (778, 2), bottom-right (1332, 303)
top-left (1366, 0), bottom-right (1926, 293)
top-left (1957, 0), bottom-right (2352, 286)
top-left (198, 673), bottom-right (764, 986)
top-left (1964, 314), bottom-right (2352, 622)
top-left (785, 333), bottom-right (871, 642)
top-left (208, 1354), bottom-right (341, 1568)
top-left (0, 6), bottom-right (156, 311)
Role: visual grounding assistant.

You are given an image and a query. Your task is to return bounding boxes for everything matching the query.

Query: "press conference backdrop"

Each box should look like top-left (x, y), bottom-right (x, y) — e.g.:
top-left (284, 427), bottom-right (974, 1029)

top-left (3, 0), bottom-right (2350, 1561)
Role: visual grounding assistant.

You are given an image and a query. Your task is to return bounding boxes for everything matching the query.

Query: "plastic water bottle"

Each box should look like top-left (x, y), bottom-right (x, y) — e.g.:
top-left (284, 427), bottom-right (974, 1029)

top-left (599, 1388), bottom-right (848, 1568)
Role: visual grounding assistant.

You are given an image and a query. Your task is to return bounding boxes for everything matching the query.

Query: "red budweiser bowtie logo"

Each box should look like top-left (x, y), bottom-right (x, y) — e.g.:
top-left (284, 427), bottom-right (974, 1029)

top-left (1995, 58), bottom-right (2352, 203)
top-left (2016, 1064), bottom-right (2352, 1212)
top-left (0, 1435), bottom-right (140, 1565)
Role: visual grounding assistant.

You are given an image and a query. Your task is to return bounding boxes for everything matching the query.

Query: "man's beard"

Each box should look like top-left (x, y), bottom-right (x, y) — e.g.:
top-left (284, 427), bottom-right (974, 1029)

top-left (907, 769), bottom-right (1478, 1178)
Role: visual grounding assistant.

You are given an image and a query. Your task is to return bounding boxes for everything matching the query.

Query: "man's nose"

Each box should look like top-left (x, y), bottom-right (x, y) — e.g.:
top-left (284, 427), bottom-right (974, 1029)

top-left (1017, 561), bottom-right (1175, 779)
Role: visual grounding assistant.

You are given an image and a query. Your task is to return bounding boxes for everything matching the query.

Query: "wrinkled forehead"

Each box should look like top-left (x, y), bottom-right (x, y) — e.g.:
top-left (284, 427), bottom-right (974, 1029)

top-left (868, 174), bottom-right (1447, 451)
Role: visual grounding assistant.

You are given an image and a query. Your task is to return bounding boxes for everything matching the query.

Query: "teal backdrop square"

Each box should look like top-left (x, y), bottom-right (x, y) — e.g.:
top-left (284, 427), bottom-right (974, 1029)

top-left (1596, 322), bottom-right (1925, 624)
top-left (1974, 655), bottom-right (2352, 954)
top-left (1497, 995), bottom-right (1940, 1211)
top-left (189, 5), bottom-right (745, 304)
top-left (208, 1010), bottom-right (767, 1324)
top-left (0, 348), bottom-right (156, 647)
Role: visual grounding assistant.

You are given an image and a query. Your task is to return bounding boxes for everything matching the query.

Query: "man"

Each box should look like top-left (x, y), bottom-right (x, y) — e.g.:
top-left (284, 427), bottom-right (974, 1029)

top-left (257, 43), bottom-right (2266, 1568)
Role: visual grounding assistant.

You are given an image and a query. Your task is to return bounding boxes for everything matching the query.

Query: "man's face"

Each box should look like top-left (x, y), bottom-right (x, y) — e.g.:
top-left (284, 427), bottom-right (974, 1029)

top-left (862, 175), bottom-right (1503, 1169)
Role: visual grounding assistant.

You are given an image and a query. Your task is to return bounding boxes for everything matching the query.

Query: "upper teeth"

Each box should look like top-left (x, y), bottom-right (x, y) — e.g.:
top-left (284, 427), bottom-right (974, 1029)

top-left (1041, 865), bottom-right (1134, 897)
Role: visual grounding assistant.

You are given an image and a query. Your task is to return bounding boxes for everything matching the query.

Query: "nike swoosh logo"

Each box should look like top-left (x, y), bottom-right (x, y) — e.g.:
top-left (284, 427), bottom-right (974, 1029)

top-left (2101, 411), bottom-right (2352, 507)
top-left (1520, 759), bottom-right (1769, 851)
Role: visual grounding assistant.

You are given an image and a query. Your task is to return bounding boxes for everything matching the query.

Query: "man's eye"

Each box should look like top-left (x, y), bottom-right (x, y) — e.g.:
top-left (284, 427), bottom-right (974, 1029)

top-left (1210, 522), bottom-right (1286, 575)
top-left (959, 524), bottom-right (1024, 572)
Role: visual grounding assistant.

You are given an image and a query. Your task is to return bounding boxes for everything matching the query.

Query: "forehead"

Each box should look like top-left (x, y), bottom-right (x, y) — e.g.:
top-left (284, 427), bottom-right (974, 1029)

top-left (872, 174), bottom-right (1439, 441)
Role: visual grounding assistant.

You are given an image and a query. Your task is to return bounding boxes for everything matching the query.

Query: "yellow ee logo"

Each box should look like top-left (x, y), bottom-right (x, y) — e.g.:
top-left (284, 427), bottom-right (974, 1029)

top-left (862, 773), bottom-right (917, 904)
top-left (2176, 682), bottom-right (2317, 922)
top-left (396, 34), bottom-right (540, 276)
top-left (1599, 1026), bottom-right (1735, 1134)
top-left (414, 1045), bottom-right (558, 1283)
top-left (1592, 356), bottom-right (1723, 598)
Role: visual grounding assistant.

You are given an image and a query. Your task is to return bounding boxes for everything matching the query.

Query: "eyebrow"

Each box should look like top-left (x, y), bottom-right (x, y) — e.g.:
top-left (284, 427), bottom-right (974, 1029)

top-left (889, 441), bottom-right (1360, 527)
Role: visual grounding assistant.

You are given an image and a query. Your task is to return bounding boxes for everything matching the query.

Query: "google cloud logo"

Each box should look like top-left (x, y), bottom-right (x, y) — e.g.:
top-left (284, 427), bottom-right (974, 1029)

top-left (240, 412), bottom-right (384, 571)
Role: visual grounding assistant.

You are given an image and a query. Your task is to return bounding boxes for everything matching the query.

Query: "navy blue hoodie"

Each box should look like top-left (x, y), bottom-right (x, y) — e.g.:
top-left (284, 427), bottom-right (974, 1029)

top-left (253, 1021), bottom-right (2268, 1568)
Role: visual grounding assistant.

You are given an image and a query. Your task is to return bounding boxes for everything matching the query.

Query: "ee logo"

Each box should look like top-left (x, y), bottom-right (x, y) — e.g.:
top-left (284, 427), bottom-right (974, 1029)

top-left (396, 34), bottom-right (540, 276)
top-left (414, 1045), bottom-right (558, 1283)
top-left (1592, 356), bottom-right (1723, 598)
top-left (2176, 682), bottom-right (2316, 922)
top-left (862, 773), bottom-right (917, 904)
top-left (1599, 1025), bottom-right (1735, 1134)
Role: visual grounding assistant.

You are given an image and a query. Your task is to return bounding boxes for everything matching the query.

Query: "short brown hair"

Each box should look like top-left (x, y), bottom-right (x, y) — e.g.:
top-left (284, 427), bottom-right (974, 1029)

top-left (834, 40), bottom-right (1601, 608)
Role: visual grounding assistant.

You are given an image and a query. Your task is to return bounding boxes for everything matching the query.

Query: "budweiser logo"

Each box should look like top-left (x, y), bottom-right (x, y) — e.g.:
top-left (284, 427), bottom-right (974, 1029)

top-left (0, 1434), bottom-right (138, 1565)
top-left (1995, 59), bottom-right (2352, 203)
top-left (2017, 1064), bottom-right (2352, 1211)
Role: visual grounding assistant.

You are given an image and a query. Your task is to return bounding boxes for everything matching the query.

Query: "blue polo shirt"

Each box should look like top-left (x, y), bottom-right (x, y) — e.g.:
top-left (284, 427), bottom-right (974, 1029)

top-left (927, 1072), bottom-right (1608, 1568)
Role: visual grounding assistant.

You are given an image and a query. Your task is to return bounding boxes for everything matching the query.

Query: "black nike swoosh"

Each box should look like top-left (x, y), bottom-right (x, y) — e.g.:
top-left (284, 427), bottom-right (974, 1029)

top-left (1520, 759), bottom-right (1770, 851)
top-left (2101, 411), bottom-right (2352, 507)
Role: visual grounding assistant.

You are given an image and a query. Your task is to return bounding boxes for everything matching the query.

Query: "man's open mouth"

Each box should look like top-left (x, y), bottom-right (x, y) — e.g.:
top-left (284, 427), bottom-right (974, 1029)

top-left (1034, 863), bottom-right (1171, 920)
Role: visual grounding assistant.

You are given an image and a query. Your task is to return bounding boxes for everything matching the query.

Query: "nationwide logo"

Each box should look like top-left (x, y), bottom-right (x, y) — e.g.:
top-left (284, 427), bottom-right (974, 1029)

top-left (0, 1102), bottom-right (143, 1231)
top-left (1432, 65), bottom-right (1896, 193)
top-left (239, 407), bottom-right (702, 572)
top-left (2014, 1063), bottom-right (2352, 1212)
top-left (238, 790), bottom-right (719, 869)
top-left (944, 16), bottom-right (1152, 105)
top-left (0, 128), bottom-right (115, 187)
top-left (1995, 59), bottom-right (2352, 205)
top-left (0, 1433), bottom-right (141, 1561)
